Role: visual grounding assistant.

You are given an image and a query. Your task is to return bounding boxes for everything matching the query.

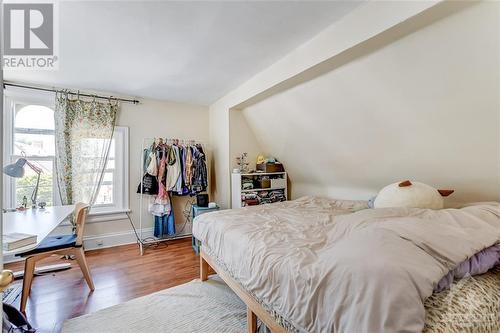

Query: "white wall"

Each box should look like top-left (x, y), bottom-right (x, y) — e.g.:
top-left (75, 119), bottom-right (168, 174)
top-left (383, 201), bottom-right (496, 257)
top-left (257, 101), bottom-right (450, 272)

top-left (208, 104), bottom-right (230, 208)
top-left (229, 109), bottom-right (264, 171)
top-left (241, 1), bottom-right (500, 205)
top-left (210, 0), bottom-right (444, 208)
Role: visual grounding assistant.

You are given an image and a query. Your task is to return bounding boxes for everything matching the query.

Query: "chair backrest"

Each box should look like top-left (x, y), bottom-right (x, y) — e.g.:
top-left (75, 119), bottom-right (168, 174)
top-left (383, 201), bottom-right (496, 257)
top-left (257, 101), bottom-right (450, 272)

top-left (74, 203), bottom-right (90, 246)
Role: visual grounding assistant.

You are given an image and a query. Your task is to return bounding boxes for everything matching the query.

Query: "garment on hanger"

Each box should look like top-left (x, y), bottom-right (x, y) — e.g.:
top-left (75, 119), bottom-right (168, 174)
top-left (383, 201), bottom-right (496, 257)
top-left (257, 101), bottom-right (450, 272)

top-left (165, 144), bottom-right (181, 191)
top-left (148, 196), bottom-right (170, 216)
top-left (146, 150), bottom-right (158, 176)
top-left (154, 212), bottom-right (175, 237)
top-left (153, 192), bottom-right (175, 237)
top-left (174, 145), bottom-right (189, 196)
top-left (156, 144), bottom-right (168, 199)
top-left (136, 143), bottom-right (159, 194)
top-left (141, 148), bottom-right (150, 174)
top-left (173, 145), bottom-right (183, 194)
top-left (190, 144), bottom-right (208, 194)
top-left (185, 146), bottom-right (193, 187)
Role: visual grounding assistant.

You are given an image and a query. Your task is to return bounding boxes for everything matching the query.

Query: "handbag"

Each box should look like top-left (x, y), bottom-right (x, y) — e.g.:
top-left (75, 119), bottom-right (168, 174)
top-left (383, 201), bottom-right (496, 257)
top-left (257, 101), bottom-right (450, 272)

top-left (3, 303), bottom-right (36, 333)
top-left (136, 173), bottom-right (159, 195)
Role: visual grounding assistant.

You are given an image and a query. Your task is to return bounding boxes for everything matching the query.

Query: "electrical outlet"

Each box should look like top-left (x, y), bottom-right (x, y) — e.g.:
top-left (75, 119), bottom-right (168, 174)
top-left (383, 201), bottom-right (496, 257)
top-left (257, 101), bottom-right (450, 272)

top-left (96, 240), bottom-right (104, 246)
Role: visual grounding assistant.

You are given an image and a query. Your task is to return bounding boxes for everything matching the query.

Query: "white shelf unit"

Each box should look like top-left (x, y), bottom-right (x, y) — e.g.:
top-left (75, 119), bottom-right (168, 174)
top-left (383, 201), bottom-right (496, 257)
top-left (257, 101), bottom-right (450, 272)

top-left (231, 172), bottom-right (288, 208)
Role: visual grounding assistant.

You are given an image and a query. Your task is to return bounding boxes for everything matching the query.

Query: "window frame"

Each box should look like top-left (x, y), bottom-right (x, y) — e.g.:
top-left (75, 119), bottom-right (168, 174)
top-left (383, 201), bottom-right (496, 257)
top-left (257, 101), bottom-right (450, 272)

top-left (3, 89), bottom-right (59, 209)
top-left (89, 126), bottom-right (129, 216)
top-left (3, 88), bottom-right (130, 221)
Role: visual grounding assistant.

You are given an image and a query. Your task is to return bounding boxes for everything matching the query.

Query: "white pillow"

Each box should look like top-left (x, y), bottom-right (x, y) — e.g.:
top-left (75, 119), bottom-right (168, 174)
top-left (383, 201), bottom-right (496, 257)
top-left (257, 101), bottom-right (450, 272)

top-left (374, 180), bottom-right (454, 210)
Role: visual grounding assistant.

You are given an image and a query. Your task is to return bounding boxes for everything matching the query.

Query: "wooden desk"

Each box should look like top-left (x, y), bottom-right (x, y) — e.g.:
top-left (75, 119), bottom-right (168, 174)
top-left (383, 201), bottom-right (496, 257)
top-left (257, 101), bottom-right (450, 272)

top-left (3, 205), bottom-right (75, 256)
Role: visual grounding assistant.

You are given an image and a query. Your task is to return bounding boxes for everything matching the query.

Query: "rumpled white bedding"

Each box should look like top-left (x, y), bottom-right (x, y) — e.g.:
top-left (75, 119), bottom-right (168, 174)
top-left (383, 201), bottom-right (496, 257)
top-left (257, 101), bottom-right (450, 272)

top-left (192, 196), bottom-right (500, 333)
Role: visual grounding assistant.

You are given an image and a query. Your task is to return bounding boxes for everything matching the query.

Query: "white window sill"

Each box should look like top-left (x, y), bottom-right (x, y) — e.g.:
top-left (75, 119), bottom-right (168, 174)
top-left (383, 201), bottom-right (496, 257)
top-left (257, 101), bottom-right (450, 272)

top-left (88, 209), bottom-right (131, 223)
top-left (60, 208), bottom-right (131, 225)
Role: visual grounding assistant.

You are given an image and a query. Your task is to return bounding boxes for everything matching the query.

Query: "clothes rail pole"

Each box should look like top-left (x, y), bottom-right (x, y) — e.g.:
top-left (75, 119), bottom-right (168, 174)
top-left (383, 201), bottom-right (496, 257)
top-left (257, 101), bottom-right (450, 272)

top-left (3, 81), bottom-right (140, 104)
top-left (138, 137), bottom-right (208, 255)
top-left (139, 138), bottom-right (145, 255)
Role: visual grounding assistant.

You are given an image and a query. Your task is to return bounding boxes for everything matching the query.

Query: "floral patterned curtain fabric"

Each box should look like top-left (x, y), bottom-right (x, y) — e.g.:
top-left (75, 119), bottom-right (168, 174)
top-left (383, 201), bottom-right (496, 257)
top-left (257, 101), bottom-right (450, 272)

top-left (54, 93), bottom-right (118, 206)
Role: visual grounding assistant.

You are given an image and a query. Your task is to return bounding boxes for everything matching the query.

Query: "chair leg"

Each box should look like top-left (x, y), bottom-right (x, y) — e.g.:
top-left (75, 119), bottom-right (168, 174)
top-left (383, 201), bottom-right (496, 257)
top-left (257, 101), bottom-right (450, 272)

top-left (73, 247), bottom-right (95, 291)
top-left (20, 256), bottom-right (36, 313)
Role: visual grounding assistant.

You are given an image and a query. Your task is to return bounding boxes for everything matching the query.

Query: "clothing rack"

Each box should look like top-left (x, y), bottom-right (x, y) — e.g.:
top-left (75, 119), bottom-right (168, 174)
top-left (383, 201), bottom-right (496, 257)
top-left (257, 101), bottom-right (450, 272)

top-left (137, 137), bottom-right (208, 255)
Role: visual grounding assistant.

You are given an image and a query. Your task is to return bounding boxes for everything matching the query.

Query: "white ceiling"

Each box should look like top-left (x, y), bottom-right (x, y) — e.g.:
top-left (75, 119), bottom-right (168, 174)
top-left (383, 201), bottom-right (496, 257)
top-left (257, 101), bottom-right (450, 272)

top-left (5, 1), bottom-right (362, 105)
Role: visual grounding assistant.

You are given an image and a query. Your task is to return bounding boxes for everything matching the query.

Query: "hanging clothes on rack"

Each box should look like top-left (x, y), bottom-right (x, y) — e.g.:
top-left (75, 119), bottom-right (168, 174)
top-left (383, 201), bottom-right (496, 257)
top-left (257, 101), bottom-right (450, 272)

top-left (137, 138), bottom-right (208, 239)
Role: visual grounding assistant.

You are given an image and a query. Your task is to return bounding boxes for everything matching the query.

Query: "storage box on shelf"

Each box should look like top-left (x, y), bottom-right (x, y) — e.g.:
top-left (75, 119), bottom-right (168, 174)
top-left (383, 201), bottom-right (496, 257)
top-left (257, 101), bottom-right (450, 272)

top-left (270, 178), bottom-right (286, 189)
top-left (256, 163), bottom-right (284, 173)
top-left (231, 172), bottom-right (288, 208)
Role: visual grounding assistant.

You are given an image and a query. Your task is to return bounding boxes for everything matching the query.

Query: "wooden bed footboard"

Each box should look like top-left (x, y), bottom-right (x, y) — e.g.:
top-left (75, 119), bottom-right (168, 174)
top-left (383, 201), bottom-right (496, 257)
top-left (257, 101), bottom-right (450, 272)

top-left (200, 250), bottom-right (287, 333)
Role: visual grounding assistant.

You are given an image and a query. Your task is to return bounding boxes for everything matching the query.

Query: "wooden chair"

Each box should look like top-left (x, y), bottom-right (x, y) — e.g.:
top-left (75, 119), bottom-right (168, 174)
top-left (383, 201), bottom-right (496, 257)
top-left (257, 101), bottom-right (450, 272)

top-left (17, 203), bottom-right (95, 312)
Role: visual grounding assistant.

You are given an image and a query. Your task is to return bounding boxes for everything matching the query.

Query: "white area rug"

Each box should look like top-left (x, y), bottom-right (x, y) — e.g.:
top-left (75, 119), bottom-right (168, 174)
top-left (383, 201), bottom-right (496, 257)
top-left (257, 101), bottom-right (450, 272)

top-left (62, 276), bottom-right (251, 333)
top-left (61, 270), bottom-right (500, 333)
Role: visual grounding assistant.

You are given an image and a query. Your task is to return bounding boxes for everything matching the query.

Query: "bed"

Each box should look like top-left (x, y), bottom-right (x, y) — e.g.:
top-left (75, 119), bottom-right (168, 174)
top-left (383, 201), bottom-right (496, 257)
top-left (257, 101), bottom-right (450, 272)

top-left (193, 196), bottom-right (500, 333)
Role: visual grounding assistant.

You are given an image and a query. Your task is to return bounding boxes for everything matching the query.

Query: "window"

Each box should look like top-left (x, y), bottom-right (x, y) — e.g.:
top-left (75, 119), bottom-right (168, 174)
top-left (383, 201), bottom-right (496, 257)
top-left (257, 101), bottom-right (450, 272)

top-left (3, 89), bottom-right (129, 217)
top-left (91, 127), bottom-right (129, 215)
top-left (3, 90), bottom-right (57, 209)
top-left (13, 104), bottom-right (56, 206)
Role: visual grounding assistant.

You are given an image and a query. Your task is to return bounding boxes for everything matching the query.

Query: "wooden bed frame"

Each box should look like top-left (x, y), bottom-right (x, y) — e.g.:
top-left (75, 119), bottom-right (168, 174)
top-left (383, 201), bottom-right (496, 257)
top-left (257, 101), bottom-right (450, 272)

top-left (200, 249), bottom-right (287, 333)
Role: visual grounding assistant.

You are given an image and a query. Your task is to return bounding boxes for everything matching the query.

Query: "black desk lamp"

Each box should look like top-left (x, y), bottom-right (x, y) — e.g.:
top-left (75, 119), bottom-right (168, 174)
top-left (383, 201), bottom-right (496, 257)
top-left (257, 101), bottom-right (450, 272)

top-left (3, 157), bottom-right (42, 208)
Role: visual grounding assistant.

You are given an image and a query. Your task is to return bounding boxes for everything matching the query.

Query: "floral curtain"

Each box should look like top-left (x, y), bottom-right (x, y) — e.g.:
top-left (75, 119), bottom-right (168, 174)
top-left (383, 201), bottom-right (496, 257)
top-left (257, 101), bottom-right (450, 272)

top-left (54, 92), bottom-right (118, 206)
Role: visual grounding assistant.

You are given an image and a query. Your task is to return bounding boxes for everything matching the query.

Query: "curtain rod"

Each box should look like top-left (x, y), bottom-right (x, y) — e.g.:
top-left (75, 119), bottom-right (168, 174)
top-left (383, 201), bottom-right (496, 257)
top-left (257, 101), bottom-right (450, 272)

top-left (3, 81), bottom-right (140, 105)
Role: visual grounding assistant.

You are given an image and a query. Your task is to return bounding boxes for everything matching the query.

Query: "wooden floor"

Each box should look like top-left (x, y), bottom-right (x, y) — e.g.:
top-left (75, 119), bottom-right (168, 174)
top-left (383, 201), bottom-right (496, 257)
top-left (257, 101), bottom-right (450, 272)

top-left (4, 238), bottom-right (199, 333)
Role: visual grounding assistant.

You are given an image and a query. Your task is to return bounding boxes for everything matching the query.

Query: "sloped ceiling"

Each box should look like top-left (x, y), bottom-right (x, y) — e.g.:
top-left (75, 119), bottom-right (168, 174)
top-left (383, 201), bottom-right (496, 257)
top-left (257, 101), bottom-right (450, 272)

top-left (241, 2), bottom-right (500, 203)
top-left (5, 1), bottom-right (362, 105)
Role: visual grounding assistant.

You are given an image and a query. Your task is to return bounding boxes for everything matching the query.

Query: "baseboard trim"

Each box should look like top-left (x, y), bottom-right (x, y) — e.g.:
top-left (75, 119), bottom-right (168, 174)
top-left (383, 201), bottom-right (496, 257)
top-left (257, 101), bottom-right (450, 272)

top-left (82, 227), bottom-right (154, 251)
top-left (3, 227), bottom-right (192, 263)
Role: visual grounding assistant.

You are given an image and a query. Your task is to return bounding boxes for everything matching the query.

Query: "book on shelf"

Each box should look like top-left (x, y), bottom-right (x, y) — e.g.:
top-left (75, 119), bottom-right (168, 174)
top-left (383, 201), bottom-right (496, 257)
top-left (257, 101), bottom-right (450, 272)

top-left (3, 233), bottom-right (37, 251)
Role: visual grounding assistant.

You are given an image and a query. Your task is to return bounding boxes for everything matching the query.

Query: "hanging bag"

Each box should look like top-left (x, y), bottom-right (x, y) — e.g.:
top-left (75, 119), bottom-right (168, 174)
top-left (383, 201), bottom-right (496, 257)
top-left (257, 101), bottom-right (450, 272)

top-left (3, 303), bottom-right (36, 333)
top-left (136, 173), bottom-right (159, 195)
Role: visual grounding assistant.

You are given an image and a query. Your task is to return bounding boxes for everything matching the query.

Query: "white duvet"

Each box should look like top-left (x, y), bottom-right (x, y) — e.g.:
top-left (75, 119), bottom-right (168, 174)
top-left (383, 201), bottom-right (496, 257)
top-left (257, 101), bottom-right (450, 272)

top-left (192, 196), bottom-right (500, 333)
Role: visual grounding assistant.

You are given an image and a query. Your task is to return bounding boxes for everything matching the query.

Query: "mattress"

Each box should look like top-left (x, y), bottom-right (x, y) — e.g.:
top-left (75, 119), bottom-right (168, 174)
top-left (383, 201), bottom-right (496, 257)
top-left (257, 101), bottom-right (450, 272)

top-left (193, 196), bottom-right (500, 333)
